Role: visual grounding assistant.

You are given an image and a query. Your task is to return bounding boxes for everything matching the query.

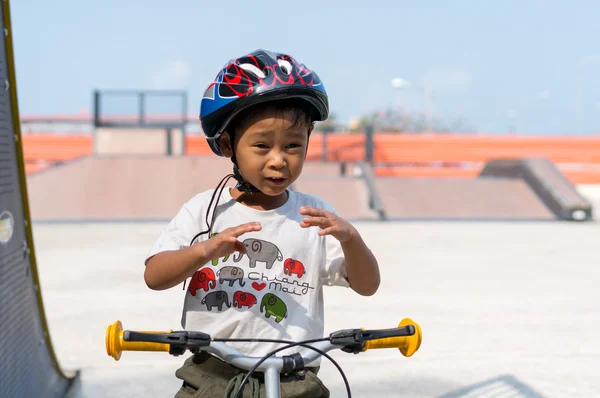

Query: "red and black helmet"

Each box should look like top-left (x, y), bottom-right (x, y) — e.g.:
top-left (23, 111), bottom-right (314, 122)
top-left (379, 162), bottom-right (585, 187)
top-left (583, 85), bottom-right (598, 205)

top-left (199, 49), bottom-right (329, 156)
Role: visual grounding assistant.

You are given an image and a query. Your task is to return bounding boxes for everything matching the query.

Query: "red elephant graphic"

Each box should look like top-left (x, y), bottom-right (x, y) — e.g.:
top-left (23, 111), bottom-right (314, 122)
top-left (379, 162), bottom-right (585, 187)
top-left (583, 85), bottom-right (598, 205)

top-left (233, 291), bottom-right (257, 309)
top-left (283, 258), bottom-right (305, 278)
top-left (188, 267), bottom-right (216, 296)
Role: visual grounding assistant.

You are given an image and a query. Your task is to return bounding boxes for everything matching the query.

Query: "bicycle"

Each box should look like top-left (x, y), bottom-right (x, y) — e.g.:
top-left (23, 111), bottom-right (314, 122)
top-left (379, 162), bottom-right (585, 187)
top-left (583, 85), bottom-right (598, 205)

top-left (105, 317), bottom-right (422, 398)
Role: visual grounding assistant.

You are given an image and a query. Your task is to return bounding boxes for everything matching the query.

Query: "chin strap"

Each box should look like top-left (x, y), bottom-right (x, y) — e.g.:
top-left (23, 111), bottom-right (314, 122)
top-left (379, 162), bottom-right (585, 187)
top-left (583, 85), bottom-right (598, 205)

top-left (230, 139), bottom-right (260, 193)
top-left (232, 164), bottom-right (259, 193)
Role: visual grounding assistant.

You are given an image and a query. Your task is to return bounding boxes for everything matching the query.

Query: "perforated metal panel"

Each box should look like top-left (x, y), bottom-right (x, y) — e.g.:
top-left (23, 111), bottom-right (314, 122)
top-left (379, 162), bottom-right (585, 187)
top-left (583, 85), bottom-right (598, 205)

top-left (1, 2), bottom-right (76, 396)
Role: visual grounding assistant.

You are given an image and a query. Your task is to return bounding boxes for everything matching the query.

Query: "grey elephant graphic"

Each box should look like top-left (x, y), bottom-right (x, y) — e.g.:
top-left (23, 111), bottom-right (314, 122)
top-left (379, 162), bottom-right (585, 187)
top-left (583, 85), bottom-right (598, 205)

top-left (201, 291), bottom-right (231, 312)
top-left (217, 266), bottom-right (246, 287)
top-left (260, 293), bottom-right (288, 323)
top-left (234, 238), bottom-right (283, 269)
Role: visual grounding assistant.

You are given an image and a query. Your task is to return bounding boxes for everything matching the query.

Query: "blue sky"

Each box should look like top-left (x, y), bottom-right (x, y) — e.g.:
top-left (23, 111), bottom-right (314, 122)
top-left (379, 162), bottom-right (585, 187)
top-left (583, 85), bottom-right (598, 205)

top-left (9, 0), bottom-right (600, 135)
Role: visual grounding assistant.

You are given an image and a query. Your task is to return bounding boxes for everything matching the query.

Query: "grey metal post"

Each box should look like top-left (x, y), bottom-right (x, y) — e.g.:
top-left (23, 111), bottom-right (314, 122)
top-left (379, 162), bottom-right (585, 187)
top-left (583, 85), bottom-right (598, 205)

top-left (139, 92), bottom-right (145, 125)
top-left (365, 123), bottom-right (374, 163)
top-left (93, 90), bottom-right (100, 127)
top-left (92, 90), bottom-right (100, 156)
top-left (166, 128), bottom-right (172, 156)
top-left (264, 367), bottom-right (280, 398)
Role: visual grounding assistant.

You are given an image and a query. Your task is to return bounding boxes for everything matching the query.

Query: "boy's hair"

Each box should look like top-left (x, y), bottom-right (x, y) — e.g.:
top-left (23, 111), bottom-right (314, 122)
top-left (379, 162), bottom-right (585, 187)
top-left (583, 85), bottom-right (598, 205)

top-left (225, 98), bottom-right (319, 142)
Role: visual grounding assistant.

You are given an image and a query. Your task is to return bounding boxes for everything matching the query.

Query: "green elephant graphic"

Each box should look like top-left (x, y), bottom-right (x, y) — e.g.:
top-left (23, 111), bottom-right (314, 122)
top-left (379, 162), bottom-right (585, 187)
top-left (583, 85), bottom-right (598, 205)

top-left (259, 293), bottom-right (288, 323)
top-left (210, 233), bottom-right (230, 265)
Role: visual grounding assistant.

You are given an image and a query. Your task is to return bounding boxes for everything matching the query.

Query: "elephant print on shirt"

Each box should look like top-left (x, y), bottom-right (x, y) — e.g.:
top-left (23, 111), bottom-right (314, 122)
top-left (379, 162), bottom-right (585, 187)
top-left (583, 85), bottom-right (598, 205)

top-left (188, 268), bottom-right (216, 296)
top-left (234, 238), bottom-right (283, 269)
top-left (201, 291), bottom-right (231, 312)
top-left (210, 233), bottom-right (230, 265)
top-left (260, 293), bottom-right (288, 323)
top-left (283, 258), bottom-right (305, 278)
top-left (233, 291), bottom-right (257, 309)
top-left (217, 266), bottom-right (246, 287)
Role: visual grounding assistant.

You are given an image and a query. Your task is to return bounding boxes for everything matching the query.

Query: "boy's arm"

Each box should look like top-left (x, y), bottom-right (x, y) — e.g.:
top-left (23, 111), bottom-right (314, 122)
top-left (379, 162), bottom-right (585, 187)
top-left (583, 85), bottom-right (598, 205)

top-left (339, 230), bottom-right (380, 296)
top-left (300, 206), bottom-right (380, 296)
top-left (145, 222), bottom-right (262, 291)
top-left (144, 244), bottom-right (210, 291)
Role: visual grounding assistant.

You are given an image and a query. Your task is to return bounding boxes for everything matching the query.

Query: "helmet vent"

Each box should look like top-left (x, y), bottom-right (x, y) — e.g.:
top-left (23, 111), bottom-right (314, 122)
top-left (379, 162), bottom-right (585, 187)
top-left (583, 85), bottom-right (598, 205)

top-left (278, 59), bottom-right (293, 75)
top-left (239, 63), bottom-right (266, 79)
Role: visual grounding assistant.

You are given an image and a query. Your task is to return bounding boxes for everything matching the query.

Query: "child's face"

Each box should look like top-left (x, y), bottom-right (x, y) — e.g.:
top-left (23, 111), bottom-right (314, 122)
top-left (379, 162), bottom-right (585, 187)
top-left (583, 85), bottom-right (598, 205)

top-left (221, 107), bottom-right (312, 198)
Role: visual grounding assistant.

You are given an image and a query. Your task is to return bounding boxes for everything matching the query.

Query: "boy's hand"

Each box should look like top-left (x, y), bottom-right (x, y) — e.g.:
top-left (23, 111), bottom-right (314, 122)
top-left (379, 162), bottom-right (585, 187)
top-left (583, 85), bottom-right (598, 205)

top-left (200, 222), bottom-right (262, 260)
top-left (299, 206), bottom-right (356, 243)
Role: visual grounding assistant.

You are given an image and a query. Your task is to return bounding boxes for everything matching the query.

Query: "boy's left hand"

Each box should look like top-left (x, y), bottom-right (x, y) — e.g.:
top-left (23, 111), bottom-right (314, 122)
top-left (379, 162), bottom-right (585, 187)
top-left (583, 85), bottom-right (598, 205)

top-left (299, 206), bottom-right (356, 243)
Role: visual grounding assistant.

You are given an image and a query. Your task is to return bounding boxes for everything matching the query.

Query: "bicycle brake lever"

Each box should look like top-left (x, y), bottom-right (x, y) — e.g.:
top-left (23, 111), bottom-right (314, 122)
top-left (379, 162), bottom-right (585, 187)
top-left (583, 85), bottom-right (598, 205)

top-left (328, 329), bottom-right (365, 354)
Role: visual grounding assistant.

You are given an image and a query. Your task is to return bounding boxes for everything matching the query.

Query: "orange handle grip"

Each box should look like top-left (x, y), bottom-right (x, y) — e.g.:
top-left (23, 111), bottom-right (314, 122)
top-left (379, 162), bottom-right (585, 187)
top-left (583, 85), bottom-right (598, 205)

top-left (362, 318), bottom-right (422, 357)
top-left (105, 320), bottom-right (172, 361)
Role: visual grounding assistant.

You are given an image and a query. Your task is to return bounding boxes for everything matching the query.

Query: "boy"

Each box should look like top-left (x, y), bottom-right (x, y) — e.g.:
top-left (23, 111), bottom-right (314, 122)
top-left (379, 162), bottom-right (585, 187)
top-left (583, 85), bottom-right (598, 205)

top-left (144, 49), bottom-right (380, 397)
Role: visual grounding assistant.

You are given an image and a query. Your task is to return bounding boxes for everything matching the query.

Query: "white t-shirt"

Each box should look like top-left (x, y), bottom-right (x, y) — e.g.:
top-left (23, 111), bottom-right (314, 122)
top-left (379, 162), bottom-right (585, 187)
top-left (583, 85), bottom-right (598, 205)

top-left (146, 187), bottom-right (349, 365)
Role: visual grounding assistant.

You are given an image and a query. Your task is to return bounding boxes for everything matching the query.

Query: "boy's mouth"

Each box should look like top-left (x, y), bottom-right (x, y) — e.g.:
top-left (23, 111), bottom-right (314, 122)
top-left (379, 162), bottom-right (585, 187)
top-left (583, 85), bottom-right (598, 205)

top-left (266, 177), bottom-right (287, 186)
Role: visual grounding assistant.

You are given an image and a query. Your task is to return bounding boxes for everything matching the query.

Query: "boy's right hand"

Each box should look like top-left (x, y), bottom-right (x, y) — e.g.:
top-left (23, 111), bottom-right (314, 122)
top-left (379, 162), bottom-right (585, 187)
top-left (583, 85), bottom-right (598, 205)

top-left (199, 222), bottom-right (262, 261)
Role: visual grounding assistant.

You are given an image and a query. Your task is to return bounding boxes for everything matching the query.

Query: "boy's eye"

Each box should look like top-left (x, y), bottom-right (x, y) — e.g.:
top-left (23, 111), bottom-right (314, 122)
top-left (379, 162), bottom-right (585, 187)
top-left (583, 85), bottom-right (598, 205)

top-left (254, 143), bottom-right (269, 149)
top-left (288, 143), bottom-right (303, 148)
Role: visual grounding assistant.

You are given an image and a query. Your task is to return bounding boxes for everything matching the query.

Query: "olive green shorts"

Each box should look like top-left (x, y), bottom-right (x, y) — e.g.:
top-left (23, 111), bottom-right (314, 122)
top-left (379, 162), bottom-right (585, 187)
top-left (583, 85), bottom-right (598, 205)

top-left (173, 351), bottom-right (330, 398)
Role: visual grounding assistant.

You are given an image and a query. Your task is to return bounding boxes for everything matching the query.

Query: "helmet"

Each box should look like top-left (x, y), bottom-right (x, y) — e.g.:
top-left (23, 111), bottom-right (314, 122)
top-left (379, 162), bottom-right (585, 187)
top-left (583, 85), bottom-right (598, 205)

top-left (199, 49), bottom-right (329, 156)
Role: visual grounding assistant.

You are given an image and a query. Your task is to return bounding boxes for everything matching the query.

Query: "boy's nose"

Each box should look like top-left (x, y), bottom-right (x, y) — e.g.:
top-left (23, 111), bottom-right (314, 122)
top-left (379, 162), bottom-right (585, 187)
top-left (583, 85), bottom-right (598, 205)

top-left (268, 152), bottom-right (286, 169)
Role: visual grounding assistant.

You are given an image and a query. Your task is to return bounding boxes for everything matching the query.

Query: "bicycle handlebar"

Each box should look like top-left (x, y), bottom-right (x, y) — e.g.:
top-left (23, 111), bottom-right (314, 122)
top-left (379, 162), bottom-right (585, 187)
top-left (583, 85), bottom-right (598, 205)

top-left (362, 318), bottom-right (422, 356)
top-left (106, 318), bottom-right (422, 361)
top-left (106, 321), bottom-right (172, 360)
top-left (106, 318), bottom-right (421, 398)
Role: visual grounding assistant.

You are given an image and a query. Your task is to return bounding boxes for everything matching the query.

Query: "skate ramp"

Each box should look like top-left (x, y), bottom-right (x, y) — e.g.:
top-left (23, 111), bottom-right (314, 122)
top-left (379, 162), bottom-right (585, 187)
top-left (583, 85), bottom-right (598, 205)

top-left (1, 2), bottom-right (78, 396)
top-left (27, 157), bottom-right (380, 221)
top-left (292, 162), bottom-right (380, 220)
top-left (27, 156), bottom-right (594, 222)
top-left (27, 156), bottom-right (235, 221)
top-left (368, 157), bottom-right (594, 221)
top-left (480, 158), bottom-right (593, 221)
top-left (292, 177), bottom-right (380, 220)
top-left (374, 178), bottom-right (556, 220)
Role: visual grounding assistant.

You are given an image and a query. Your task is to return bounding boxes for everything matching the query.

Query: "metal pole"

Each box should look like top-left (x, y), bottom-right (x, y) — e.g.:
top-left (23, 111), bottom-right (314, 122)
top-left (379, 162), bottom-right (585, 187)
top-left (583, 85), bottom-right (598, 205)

top-left (139, 92), bottom-right (145, 126)
top-left (92, 90), bottom-right (100, 155)
top-left (264, 367), bottom-right (280, 398)
top-left (93, 90), bottom-right (100, 126)
top-left (365, 123), bottom-right (374, 163)
top-left (340, 162), bottom-right (347, 176)
top-left (166, 128), bottom-right (172, 156)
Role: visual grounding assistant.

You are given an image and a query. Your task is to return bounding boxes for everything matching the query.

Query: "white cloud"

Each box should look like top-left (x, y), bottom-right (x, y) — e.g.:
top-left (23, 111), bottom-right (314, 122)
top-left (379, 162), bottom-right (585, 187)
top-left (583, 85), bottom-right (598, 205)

top-left (150, 59), bottom-right (191, 89)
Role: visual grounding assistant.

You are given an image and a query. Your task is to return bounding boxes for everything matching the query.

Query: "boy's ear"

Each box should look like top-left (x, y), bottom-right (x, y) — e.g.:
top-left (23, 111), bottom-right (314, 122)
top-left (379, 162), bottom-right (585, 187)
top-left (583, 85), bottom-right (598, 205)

top-left (219, 132), bottom-right (233, 158)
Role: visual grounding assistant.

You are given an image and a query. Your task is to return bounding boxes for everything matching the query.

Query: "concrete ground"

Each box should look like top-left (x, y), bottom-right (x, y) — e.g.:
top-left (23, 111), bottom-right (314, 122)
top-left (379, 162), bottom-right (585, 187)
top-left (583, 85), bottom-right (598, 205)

top-left (32, 220), bottom-right (600, 398)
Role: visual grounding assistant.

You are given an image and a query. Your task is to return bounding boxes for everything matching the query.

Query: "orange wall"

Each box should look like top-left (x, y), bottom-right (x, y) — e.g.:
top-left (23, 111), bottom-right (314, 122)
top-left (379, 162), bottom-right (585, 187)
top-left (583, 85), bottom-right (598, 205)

top-left (21, 133), bottom-right (600, 183)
